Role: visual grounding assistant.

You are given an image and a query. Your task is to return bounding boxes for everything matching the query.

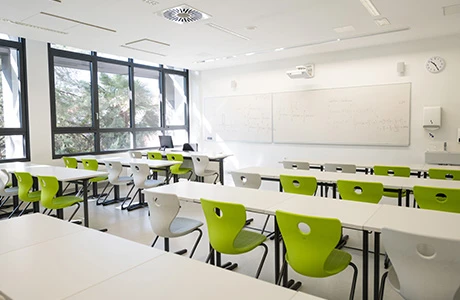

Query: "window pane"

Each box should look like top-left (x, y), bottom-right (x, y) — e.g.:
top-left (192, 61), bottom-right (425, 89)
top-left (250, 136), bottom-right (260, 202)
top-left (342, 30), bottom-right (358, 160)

top-left (54, 57), bottom-right (92, 127)
top-left (165, 74), bottom-right (187, 126)
top-left (100, 132), bottom-right (131, 151)
top-left (0, 135), bottom-right (25, 159)
top-left (134, 68), bottom-right (160, 128)
top-left (166, 130), bottom-right (188, 145)
top-left (135, 131), bottom-right (160, 148)
top-left (0, 47), bottom-right (21, 128)
top-left (51, 44), bottom-right (91, 55)
top-left (98, 62), bottom-right (130, 128)
top-left (133, 59), bottom-right (160, 68)
top-left (98, 53), bottom-right (128, 61)
top-left (0, 33), bottom-right (19, 42)
top-left (54, 133), bottom-right (95, 155)
top-left (165, 65), bottom-right (185, 72)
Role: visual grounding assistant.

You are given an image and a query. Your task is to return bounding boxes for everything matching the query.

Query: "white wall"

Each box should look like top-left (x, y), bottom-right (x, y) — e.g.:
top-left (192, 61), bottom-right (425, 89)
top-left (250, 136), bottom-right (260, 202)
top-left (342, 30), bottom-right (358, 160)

top-left (191, 35), bottom-right (460, 172)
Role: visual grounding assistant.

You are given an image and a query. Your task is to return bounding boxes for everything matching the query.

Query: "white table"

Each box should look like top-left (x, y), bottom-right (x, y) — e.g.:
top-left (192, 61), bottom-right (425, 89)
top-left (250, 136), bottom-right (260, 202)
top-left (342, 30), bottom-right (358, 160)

top-left (67, 252), bottom-right (306, 300)
top-left (0, 214), bottom-right (85, 255)
top-left (0, 214), bottom-right (322, 300)
top-left (6, 165), bottom-right (107, 228)
top-left (364, 205), bottom-right (460, 300)
top-left (145, 181), bottom-right (379, 300)
top-left (237, 166), bottom-right (460, 207)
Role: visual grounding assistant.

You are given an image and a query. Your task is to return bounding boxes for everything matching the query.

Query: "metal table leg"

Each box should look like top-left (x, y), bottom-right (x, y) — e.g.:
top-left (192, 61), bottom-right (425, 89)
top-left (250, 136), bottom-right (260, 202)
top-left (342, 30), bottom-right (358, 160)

top-left (374, 232), bottom-right (381, 300)
top-left (397, 189), bottom-right (402, 207)
top-left (83, 179), bottom-right (89, 227)
top-left (218, 158), bottom-right (224, 185)
top-left (363, 230), bottom-right (369, 300)
top-left (274, 216), bottom-right (280, 283)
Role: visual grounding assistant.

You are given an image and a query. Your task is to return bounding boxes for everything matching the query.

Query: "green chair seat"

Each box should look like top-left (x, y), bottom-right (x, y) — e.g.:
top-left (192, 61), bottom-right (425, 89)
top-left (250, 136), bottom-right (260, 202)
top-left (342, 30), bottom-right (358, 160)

top-left (15, 172), bottom-right (41, 203)
top-left (48, 195), bottom-right (81, 209)
top-left (383, 190), bottom-right (406, 198)
top-left (323, 249), bottom-right (352, 274)
top-left (172, 167), bottom-right (193, 175)
top-left (374, 166), bottom-right (410, 199)
top-left (89, 176), bottom-right (108, 183)
top-left (233, 229), bottom-right (267, 253)
top-left (27, 190), bottom-right (41, 202)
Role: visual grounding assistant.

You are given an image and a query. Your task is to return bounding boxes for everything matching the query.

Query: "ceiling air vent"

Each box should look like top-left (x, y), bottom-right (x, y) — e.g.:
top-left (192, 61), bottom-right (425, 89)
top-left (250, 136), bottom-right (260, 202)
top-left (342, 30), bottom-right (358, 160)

top-left (161, 5), bottom-right (211, 24)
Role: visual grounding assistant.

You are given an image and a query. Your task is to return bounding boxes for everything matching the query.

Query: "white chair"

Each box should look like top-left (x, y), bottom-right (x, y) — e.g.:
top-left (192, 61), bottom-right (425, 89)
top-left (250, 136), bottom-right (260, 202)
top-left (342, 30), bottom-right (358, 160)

top-left (379, 227), bottom-right (460, 300)
top-left (191, 155), bottom-right (219, 184)
top-left (129, 151), bottom-right (142, 159)
top-left (99, 161), bottom-right (134, 208)
top-left (0, 169), bottom-right (18, 211)
top-left (145, 191), bottom-right (203, 258)
top-left (232, 172), bottom-right (262, 189)
top-left (124, 163), bottom-right (163, 211)
top-left (282, 161), bottom-right (310, 170)
top-left (324, 163), bottom-right (357, 174)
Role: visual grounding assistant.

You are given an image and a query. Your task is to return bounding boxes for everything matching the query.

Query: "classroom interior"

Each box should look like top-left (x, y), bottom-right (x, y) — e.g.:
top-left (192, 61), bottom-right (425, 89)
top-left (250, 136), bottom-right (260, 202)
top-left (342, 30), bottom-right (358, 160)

top-left (1, 0), bottom-right (460, 299)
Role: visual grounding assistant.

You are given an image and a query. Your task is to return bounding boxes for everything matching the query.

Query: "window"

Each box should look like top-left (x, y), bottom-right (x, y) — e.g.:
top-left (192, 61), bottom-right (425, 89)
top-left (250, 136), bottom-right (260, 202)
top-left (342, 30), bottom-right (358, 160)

top-left (49, 45), bottom-right (189, 157)
top-left (0, 37), bottom-right (29, 162)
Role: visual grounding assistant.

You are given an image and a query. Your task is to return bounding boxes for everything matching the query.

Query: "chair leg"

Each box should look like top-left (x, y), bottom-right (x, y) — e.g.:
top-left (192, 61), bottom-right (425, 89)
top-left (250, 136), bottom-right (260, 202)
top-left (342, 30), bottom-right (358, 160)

top-left (120, 185), bottom-right (135, 210)
top-left (260, 215), bottom-right (271, 235)
top-left (101, 186), bottom-right (115, 205)
top-left (277, 259), bottom-right (288, 285)
top-left (151, 236), bottom-right (159, 247)
top-left (187, 171), bottom-right (194, 181)
top-left (42, 208), bottom-right (48, 214)
top-left (0, 196), bottom-right (10, 209)
top-left (122, 188), bottom-right (140, 210)
top-left (205, 247), bottom-right (215, 264)
top-left (348, 262), bottom-right (359, 300)
top-left (255, 243), bottom-right (269, 279)
top-left (68, 202), bottom-right (81, 222)
top-left (8, 201), bottom-right (23, 218)
top-left (379, 271), bottom-right (389, 300)
top-left (62, 182), bottom-right (71, 194)
top-left (189, 228), bottom-right (203, 258)
top-left (96, 182), bottom-right (111, 205)
top-left (213, 173), bottom-right (219, 184)
top-left (18, 202), bottom-right (32, 217)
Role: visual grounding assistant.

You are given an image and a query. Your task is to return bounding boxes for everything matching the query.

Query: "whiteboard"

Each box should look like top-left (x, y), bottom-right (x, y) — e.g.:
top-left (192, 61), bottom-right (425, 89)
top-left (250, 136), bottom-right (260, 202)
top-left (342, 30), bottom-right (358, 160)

top-left (272, 83), bottom-right (411, 146)
top-left (203, 94), bottom-right (272, 143)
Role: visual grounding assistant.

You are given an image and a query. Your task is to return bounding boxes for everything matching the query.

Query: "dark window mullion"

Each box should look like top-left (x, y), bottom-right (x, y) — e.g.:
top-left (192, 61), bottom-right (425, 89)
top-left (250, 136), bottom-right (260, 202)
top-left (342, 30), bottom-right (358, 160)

top-left (91, 52), bottom-right (100, 153)
top-left (129, 59), bottom-right (136, 148)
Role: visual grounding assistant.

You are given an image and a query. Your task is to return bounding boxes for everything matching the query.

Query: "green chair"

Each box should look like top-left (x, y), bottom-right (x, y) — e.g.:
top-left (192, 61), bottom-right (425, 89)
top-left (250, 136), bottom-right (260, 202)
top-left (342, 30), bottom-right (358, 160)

top-left (413, 186), bottom-right (460, 213)
top-left (337, 180), bottom-right (383, 204)
top-left (280, 175), bottom-right (317, 196)
top-left (147, 151), bottom-right (164, 179)
top-left (374, 166), bottom-right (410, 200)
top-left (38, 175), bottom-right (81, 221)
top-left (200, 198), bottom-right (268, 278)
top-left (81, 158), bottom-right (109, 201)
top-left (428, 168), bottom-right (460, 181)
top-left (276, 210), bottom-right (358, 299)
top-left (62, 157), bottom-right (78, 194)
top-left (8, 172), bottom-right (41, 218)
top-left (166, 154), bottom-right (193, 183)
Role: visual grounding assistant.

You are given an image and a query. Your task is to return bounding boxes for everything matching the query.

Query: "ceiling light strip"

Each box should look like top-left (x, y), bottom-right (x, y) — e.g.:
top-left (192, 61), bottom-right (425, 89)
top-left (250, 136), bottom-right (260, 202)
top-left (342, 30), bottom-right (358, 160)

top-left (1, 18), bottom-right (68, 34)
top-left (40, 12), bottom-right (116, 33)
top-left (206, 23), bottom-right (250, 41)
top-left (120, 45), bottom-right (166, 57)
top-left (125, 38), bottom-right (170, 47)
top-left (359, 0), bottom-right (381, 17)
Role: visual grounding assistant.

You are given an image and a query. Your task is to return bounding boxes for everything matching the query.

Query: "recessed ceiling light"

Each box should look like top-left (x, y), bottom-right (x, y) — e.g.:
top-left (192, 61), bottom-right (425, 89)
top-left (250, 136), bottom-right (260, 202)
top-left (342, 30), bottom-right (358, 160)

top-left (245, 25), bottom-right (257, 30)
top-left (1, 18), bottom-right (68, 34)
top-left (40, 12), bottom-right (116, 32)
top-left (337, 38), bottom-right (341, 41)
top-left (359, 0), bottom-right (381, 17)
top-left (206, 23), bottom-right (250, 41)
top-left (443, 4), bottom-right (460, 16)
top-left (245, 52), bottom-right (255, 56)
top-left (142, 0), bottom-right (159, 5)
top-left (374, 18), bottom-right (391, 26)
top-left (333, 25), bottom-right (355, 33)
top-left (275, 48), bottom-right (285, 52)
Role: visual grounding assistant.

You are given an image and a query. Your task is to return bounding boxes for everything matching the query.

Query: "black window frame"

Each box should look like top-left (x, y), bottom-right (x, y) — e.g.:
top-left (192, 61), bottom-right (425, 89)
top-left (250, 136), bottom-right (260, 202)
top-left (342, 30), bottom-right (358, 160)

top-left (48, 44), bottom-right (190, 158)
top-left (0, 37), bottom-right (30, 163)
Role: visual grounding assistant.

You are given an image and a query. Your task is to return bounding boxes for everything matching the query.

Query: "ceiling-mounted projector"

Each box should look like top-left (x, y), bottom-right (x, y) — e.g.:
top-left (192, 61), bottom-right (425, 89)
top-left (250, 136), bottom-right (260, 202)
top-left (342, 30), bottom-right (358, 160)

top-left (286, 65), bottom-right (315, 79)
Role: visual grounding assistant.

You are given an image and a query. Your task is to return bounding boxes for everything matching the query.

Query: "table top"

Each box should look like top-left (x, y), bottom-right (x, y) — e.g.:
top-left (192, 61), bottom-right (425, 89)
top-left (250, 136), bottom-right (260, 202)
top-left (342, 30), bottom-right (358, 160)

top-left (290, 293), bottom-right (325, 300)
top-left (364, 204), bottom-right (460, 238)
top-left (104, 157), bottom-right (181, 168)
top-left (236, 166), bottom-right (460, 190)
top-left (0, 214), bottom-right (85, 256)
top-left (268, 195), bottom-right (382, 230)
top-left (144, 181), bottom-right (293, 214)
top-left (0, 221), bottom-right (164, 300)
top-left (140, 149), bottom-right (232, 160)
top-left (67, 252), bottom-right (304, 300)
top-left (0, 162), bottom-right (47, 172)
top-left (21, 165), bottom-right (108, 182)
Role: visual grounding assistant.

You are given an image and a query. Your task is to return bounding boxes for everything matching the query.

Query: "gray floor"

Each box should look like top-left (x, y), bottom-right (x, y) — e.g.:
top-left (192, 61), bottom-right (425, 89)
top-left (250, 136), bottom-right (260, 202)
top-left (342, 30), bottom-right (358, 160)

top-left (34, 180), bottom-right (404, 300)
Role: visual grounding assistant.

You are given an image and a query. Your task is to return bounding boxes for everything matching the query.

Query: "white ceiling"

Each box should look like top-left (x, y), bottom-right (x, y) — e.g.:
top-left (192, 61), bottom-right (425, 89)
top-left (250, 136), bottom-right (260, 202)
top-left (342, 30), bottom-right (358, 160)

top-left (1, 0), bottom-right (460, 70)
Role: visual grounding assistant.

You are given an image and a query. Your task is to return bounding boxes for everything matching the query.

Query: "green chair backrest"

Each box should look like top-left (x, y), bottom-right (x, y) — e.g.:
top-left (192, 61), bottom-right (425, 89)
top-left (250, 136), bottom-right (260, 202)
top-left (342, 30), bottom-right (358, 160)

top-left (413, 186), bottom-right (460, 213)
top-left (428, 169), bottom-right (460, 181)
top-left (280, 175), bottom-right (317, 196)
top-left (276, 210), bottom-right (342, 277)
top-left (374, 165), bottom-right (410, 177)
top-left (63, 157), bottom-right (78, 169)
top-left (200, 198), bottom-right (246, 254)
top-left (167, 153), bottom-right (184, 173)
top-left (337, 180), bottom-right (383, 204)
top-left (147, 152), bottom-right (163, 160)
top-left (14, 172), bottom-right (37, 202)
top-left (81, 159), bottom-right (99, 171)
top-left (37, 176), bottom-right (59, 209)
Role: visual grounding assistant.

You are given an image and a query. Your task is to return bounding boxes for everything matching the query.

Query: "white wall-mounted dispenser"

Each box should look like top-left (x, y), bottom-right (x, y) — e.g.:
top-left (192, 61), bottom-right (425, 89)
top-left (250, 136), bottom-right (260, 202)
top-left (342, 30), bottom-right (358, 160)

top-left (423, 106), bottom-right (442, 130)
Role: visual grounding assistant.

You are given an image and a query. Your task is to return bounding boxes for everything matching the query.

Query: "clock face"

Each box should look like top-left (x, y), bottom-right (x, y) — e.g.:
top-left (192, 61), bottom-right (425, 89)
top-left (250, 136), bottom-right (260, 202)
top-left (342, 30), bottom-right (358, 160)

top-left (426, 56), bottom-right (446, 73)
